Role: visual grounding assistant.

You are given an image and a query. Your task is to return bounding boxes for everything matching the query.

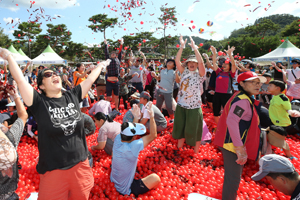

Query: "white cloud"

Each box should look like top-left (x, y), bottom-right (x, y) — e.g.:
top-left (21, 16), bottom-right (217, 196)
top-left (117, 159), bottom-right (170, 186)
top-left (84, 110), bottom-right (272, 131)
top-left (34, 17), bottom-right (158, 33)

top-left (3, 17), bottom-right (21, 24)
top-left (225, 0), bottom-right (252, 8)
top-left (215, 8), bottom-right (249, 23)
top-left (0, 0), bottom-right (79, 11)
top-left (4, 29), bottom-right (14, 34)
top-left (270, 1), bottom-right (300, 16)
top-left (187, 4), bottom-right (196, 13)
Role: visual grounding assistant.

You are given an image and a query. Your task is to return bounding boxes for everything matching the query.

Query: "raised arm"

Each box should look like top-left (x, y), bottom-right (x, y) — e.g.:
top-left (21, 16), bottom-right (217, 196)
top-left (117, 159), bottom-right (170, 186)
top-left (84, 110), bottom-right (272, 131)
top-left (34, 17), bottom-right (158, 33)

top-left (202, 53), bottom-right (213, 69)
top-left (225, 46), bottom-right (237, 73)
top-left (7, 81), bottom-right (28, 126)
top-left (140, 51), bottom-right (147, 67)
top-left (151, 71), bottom-right (161, 81)
top-left (80, 60), bottom-right (111, 99)
top-left (104, 39), bottom-right (109, 60)
top-left (22, 62), bottom-right (30, 74)
top-left (141, 102), bottom-right (157, 148)
top-left (118, 38), bottom-right (124, 60)
top-left (210, 46), bottom-right (219, 71)
top-left (188, 36), bottom-right (205, 77)
top-left (175, 35), bottom-right (187, 74)
top-left (0, 48), bottom-right (34, 107)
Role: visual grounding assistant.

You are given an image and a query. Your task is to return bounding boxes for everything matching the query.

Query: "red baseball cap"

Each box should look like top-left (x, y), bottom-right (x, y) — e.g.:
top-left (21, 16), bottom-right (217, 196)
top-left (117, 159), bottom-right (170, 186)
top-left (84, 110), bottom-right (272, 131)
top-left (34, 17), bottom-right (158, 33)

top-left (237, 71), bottom-right (267, 84)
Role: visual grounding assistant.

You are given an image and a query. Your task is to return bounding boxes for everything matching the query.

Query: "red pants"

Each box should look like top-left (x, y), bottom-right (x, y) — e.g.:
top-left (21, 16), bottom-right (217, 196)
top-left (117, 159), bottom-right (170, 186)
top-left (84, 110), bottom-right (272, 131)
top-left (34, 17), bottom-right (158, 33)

top-left (38, 159), bottom-right (93, 200)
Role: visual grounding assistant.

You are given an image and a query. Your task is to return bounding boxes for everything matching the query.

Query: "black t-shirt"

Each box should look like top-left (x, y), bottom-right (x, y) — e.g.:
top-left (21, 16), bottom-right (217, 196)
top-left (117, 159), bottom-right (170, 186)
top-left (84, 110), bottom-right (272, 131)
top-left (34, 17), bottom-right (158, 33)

top-left (291, 181), bottom-right (300, 200)
top-left (28, 85), bottom-right (88, 174)
top-left (274, 67), bottom-right (283, 81)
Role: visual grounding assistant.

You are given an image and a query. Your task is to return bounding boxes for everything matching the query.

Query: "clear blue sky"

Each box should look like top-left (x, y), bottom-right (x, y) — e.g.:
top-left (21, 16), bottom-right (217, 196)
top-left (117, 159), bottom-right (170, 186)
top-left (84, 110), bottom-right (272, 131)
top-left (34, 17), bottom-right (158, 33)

top-left (1, 0), bottom-right (299, 46)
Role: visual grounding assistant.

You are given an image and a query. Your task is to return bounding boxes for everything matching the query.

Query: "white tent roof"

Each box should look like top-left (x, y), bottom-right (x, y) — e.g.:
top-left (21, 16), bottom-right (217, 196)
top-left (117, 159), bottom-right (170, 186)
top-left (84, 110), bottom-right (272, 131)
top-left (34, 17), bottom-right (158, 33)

top-left (8, 45), bottom-right (31, 65)
top-left (253, 39), bottom-right (300, 65)
top-left (32, 45), bottom-right (67, 65)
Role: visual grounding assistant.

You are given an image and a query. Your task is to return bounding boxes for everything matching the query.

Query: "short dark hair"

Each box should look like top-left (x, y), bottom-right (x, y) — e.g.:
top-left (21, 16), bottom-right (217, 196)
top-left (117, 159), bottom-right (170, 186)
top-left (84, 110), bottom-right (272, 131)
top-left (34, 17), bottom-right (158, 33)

top-left (120, 122), bottom-right (133, 141)
top-left (129, 99), bottom-right (140, 108)
top-left (269, 80), bottom-right (286, 92)
top-left (267, 171), bottom-right (299, 181)
top-left (94, 112), bottom-right (113, 123)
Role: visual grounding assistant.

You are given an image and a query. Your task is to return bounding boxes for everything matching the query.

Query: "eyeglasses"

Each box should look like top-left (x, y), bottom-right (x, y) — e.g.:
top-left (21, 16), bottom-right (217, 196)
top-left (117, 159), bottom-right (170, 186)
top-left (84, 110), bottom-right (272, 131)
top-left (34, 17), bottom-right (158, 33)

top-left (244, 81), bottom-right (262, 86)
top-left (292, 62), bottom-right (298, 64)
top-left (43, 71), bottom-right (58, 78)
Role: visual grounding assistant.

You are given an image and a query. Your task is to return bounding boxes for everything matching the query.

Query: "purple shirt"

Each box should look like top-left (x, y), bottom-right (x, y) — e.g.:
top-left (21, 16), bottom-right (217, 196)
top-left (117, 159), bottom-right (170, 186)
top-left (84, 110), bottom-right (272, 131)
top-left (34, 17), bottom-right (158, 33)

top-left (215, 68), bottom-right (235, 94)
top-left (226, 99), bottom-right (252, 147)
top-left (97, 121), bottom-right (121, 142)
top-left (88, 100), bottom-right (112, 116)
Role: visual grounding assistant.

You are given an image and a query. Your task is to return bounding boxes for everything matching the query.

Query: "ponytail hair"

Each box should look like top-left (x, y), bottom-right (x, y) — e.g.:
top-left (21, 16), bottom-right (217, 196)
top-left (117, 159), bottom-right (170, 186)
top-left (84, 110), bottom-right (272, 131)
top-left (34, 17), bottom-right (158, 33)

top-left (94, 112), bottom-right (113, 123)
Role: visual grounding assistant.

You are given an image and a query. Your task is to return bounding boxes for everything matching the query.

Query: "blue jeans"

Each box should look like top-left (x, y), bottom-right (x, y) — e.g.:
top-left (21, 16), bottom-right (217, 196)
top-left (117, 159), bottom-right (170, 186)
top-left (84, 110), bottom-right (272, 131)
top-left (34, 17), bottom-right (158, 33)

top-left (132, 82), bottom-right (143, 93)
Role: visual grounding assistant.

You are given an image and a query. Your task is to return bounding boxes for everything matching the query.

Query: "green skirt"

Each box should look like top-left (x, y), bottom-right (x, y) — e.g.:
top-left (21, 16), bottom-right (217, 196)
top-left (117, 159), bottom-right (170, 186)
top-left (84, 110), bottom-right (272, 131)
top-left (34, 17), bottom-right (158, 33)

top-left (172, 105), bottom-right (203, 146)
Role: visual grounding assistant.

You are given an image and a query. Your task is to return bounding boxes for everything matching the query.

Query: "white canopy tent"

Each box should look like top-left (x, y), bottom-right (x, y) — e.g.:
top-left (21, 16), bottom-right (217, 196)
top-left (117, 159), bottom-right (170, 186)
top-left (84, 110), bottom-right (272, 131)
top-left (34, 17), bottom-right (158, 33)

top-left (32, 45), bottom-right (67, 65)
top-left (253, 39), bottom-right (300, 65)
top-left (7, 45), bottom-right (31, 65)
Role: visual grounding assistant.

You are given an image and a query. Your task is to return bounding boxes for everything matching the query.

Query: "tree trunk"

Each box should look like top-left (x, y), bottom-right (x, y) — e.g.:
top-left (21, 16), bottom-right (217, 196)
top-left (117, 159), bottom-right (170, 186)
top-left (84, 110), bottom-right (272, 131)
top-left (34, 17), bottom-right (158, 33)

top-left (104, 28), bottom-right (106, 40)
top-left (164, 26), bottom-right (166, 59)
top-left (28, 36), bottom-right (31, 58)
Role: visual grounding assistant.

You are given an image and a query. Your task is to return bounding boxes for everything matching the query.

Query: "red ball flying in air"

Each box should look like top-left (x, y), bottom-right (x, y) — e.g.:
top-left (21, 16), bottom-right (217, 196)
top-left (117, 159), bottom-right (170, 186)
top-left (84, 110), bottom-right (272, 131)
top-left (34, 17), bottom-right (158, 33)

top-left (124, 28), bottom-right (126, 31)
top-left (139, 67), bottom-right (143, 70)
top-left (191, 20), bottom-right (194, 23)
top-left (140, 21), bottom-right (144, 25)
top-left (108, 4), bottom-right (110, 7)
top-left (143, 39), bottom-right (146, 43)
top-left (18, 34), bottom-right (21, 37)
top-left (139, 43), bottom-right (142, 46)
top-left (29, 39), bottom-right (32, 42)
top-left (192, 25), bottom-right (196, 29)
top-left (17, 40), bottom-right (20, 43)
top-left (281, 39), bottom-right (284, 42)
top-left (176, 44), bottom-right (180, 48)
top-left (200, 43), bottom-right (203, 47)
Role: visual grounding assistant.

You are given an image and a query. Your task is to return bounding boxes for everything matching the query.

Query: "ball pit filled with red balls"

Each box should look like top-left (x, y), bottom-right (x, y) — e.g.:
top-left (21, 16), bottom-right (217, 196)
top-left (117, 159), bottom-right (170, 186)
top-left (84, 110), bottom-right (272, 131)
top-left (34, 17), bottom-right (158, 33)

top-left (11, 99), bottom-right (300, 200)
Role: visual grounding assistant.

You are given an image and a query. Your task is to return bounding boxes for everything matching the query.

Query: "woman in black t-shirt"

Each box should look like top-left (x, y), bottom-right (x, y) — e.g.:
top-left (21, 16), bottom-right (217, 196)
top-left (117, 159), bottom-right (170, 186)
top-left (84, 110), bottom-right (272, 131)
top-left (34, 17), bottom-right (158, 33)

top-left (0, 47), bottom-right (111, 200)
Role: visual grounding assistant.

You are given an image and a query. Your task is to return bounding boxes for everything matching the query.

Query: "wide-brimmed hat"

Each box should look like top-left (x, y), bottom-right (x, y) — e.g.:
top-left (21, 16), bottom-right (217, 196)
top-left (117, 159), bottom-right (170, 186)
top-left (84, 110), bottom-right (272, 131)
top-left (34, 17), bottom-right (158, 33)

top-left (185, 55), bottom-right (198, 63)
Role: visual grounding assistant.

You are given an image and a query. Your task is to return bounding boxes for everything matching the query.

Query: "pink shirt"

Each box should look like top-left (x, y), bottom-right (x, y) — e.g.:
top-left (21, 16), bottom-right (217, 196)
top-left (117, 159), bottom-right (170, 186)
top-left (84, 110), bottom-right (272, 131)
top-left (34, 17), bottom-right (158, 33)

top-left (226, 99), bottom-right (252, 147)
top-left (97, 121), bottom-right (121, 142)
top-left (286, 80), bottom-right (300, 99)
top-left (215, 68), bottom-right (235, 94)
top-left (88, 100), bottom-right (112, 116)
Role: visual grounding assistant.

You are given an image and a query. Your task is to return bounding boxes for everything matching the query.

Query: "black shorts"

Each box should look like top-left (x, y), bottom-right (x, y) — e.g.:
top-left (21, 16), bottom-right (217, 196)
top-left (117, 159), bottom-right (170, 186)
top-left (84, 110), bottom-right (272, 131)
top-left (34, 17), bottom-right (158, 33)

top-left (213, 92), bottom-right (232, 116)
top-left (130, 179), bottom-right (149, 197)
top-left (206, 91), bottom-right (214, 103)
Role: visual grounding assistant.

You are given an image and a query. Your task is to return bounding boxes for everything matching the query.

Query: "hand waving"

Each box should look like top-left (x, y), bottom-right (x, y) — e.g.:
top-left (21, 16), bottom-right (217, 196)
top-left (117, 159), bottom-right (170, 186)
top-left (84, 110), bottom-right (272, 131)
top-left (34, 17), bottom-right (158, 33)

top-left (131, 104), bottom-right (141, 119)
top-left (0, 48), bottom-right (12, 61)
top-left (179, 35), bottom-right (187, 49)
top-left (188, 36), bottom-right (198, 50)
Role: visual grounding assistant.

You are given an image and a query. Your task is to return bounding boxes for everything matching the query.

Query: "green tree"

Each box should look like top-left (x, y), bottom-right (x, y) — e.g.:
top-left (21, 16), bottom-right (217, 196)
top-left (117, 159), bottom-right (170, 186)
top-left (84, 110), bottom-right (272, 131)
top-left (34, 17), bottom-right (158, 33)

top-left (88, 14), bottom-right (118, 39)
top-left (0, 28), bottom-right (10, 48)
top-left (13, 22), bottom-right (42, 58)
top-left (39, 24), bottom-right (72, 49)
top-left (245, 19), bottom-right (280, 38)
top-left (158, 6), bottom-right (178, 58)
top-left (64, 42), bottom-right (87, 61)
top-left (281, 19), bottom-right (300, 37)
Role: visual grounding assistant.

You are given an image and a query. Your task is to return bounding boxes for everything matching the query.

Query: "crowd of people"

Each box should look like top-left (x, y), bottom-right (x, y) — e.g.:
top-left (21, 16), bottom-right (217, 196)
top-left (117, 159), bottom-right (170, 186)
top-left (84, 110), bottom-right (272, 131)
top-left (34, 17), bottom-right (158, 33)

top-left (1, 35), bottom-right (300, 200)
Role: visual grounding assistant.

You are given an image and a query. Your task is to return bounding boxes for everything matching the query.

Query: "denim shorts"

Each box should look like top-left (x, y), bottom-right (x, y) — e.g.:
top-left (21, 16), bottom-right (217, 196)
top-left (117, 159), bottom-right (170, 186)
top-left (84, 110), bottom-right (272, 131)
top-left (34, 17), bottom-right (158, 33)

top-left (106, 81), bottom-right (119, 96)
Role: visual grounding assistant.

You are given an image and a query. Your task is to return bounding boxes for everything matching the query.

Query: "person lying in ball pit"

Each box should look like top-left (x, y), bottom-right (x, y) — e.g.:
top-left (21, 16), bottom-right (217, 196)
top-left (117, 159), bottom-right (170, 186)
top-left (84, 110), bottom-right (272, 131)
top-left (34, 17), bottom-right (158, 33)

top-left (0, 47), bottom-right (111, 200)
top-left (172, 35), bottom-right (206, 154)
top-left (214, 71), bottom-right (267, 200)
top-left (110, 102), bottom-right (161, 197)
top-left (252, 154), bottom-right (300, 199)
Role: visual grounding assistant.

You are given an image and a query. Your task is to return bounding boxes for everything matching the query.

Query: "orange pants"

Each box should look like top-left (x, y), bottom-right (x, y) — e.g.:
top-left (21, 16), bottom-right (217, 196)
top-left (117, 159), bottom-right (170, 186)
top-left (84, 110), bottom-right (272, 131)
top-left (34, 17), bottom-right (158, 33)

top-left (38, 159), bottom-right (93, 200)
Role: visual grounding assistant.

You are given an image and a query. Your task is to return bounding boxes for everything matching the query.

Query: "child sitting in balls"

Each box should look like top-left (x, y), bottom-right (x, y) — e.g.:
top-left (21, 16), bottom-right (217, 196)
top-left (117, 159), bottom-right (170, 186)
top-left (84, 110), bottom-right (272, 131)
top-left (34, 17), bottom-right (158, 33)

top-left (110, 102), bottom-right (161, 197)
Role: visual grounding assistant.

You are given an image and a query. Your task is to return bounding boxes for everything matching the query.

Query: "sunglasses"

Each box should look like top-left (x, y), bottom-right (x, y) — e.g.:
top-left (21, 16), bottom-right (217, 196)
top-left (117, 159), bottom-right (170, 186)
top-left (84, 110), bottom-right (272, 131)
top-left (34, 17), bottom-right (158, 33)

top-left (43, 71), bottom-right (58, 78)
